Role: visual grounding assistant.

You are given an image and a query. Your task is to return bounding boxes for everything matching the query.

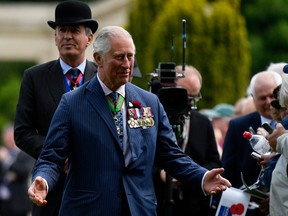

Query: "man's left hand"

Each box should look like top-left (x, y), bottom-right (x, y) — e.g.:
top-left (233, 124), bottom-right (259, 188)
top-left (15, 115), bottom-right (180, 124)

top-left (203, 168), bottom-right (231, 195)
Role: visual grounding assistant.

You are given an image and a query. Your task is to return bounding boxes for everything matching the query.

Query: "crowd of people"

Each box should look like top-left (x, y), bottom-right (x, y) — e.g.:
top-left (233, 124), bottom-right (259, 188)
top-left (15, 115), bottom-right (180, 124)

top-left (1, 0), bottom-right (288, 216)
top-left (0, 123), bottom-right (34, 216)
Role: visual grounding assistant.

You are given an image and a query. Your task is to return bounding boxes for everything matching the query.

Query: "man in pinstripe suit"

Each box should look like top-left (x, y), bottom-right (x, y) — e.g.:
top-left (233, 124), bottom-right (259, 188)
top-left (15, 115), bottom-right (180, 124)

top-left (28, 26), bottom-right (231, 216)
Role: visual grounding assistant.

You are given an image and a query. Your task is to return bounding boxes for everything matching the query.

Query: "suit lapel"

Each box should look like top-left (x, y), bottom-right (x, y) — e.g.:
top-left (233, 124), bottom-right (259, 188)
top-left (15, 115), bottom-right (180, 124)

top-left (85, 77), bottom-right (119, 143)
top-left (83, 61), bottom-right (97, 82)
top-left (250, 112), bottom-right (262, 131)
top-left (47, 60), bottom-right (66, 106)
top-left (125, 83), bottom-right (145, 163)
top-left (85, 81), bottom-right (148, 161)
top-left (47, 60), bottom-right (97, 107)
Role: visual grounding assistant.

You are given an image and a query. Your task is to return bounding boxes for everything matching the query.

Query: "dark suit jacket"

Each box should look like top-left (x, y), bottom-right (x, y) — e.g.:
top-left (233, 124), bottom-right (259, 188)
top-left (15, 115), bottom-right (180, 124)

top-left (185, 110), bottom-right (222, 170)
top-left (32, 77), bottom-right (208, 216)
top-left (221, 111), bottom-right (262, 188)
top-left (14, 59), bottom-right (96, 216)
top-left (155, 110), bottom-right (222, 216)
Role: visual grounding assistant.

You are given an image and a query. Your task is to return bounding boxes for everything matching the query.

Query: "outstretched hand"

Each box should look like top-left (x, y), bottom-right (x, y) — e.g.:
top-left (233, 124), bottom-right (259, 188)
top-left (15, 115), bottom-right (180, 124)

top-left (203, 168), bottom-right (231, 195)
top-left (28, 176), bottom-right (48, 206)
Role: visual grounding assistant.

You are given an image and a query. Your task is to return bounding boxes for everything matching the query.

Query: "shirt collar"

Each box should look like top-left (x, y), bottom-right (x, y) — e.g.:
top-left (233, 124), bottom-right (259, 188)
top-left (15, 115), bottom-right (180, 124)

top-left (59, 58), bottom-right (86, 75)
top-left (260, 116), bottom-right (273, 125)
top-left (97, 73), bottom-right (126, 98)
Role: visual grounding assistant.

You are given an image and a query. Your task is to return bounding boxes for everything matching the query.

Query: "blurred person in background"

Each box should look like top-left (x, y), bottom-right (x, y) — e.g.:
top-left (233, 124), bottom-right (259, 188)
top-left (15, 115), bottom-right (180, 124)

top-left (266, 62), bottom-right (287, 78)
top-left (266, 73), bottom-right (288, 216)
top-left (13, 1), bottom-right (98, 215)
top-left (200, 103), bottom-right (235, 157)
top-left (233, 95), bottom-right (256, 118)
top-left (243, 63), bottom-right (287, 215)
top-left (154, 65), bottom-right (222, 216)
top-left (221, 70), bottom-right (282, 216)
top-left (0, 123), bottom-right (34, 216)
top-left (255, 84), bottom-right (284, 215)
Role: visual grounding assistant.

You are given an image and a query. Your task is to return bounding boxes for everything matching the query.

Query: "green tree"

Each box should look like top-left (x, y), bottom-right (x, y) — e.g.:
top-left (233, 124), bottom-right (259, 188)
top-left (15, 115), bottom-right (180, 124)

top-left (128, 0), bottom-right (251, 107)
top-left (127, 0), bottom-right (166, 89)
top-left (0, 61), bottom-right (34, 132)
top-left (0, 77), bottom-right (21, 132)
top-left (243, 0), bottom-right (288, 73)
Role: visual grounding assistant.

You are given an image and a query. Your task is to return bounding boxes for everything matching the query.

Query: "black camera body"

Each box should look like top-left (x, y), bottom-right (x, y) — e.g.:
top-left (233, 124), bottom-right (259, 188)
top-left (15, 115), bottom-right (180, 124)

top-left (156, 62), bottom-right (177, 86)
top-left (150, 62), bottom-right (190, 125)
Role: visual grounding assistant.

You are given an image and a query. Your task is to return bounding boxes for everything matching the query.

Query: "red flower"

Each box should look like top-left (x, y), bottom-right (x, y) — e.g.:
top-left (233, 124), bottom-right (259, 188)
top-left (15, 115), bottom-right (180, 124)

top-left (230, 203), bottom-right (245, 215)
top-left (133, 100), bottom-right (142, 108)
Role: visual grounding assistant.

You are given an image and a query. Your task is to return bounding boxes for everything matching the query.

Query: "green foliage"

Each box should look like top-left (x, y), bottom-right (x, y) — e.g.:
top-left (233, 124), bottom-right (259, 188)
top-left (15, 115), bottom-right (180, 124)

top-left (128, 0), bottom-right (251, 107)
top-left (0, 77), bottom-right (21, 132)
top-left (0, 61), bottom-right (34, 131)
top-left (127, 0), bottom-right (166, 89)
top-left (0, 0), bottom-right (97, 2)
top-left (243, 0), bottom-right (288, 72)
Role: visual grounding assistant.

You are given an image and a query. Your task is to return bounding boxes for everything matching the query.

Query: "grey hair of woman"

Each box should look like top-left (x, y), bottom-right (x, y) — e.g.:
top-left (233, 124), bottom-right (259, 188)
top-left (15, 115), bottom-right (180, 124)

top-left (279, 74), bottom-right (288, 108)
top-left (248, 71), bottom-right (282, 97)
top-left (92, 26), bottom-right (136, 59)
top-left (266, 62), bottom-right (288, 77)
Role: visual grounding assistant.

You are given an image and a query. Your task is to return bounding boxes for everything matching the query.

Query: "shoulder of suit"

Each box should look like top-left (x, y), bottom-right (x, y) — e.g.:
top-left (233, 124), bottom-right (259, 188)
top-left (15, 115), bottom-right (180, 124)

top-left (25, 60), bottom-right (59, 74)
top-left (190, 110), bottom-right (211, 122)
top-left (231, 111), bottom-right (259, 122)
top-left (86, 60), bottom-right (98, 71)
top-left (228, 111), bottom-right (260, 130)
top-left (126, 83), bottom-right (156, 97)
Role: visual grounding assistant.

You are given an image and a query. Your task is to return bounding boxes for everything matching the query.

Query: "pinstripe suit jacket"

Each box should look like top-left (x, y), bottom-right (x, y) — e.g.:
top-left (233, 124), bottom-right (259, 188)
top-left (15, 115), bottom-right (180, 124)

top-left (33, 76), bottom-right (208, 216)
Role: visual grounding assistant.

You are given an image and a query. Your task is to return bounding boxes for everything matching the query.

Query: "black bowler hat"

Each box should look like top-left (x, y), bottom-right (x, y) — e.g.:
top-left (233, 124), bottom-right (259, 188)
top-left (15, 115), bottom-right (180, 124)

top-left (47, 0), bottom-right (98, 34)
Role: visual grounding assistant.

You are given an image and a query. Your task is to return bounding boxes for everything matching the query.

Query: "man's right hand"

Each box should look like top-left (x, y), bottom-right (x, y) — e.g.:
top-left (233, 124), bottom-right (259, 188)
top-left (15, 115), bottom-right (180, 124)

top-left (28, 176), bottom-right (48, 206)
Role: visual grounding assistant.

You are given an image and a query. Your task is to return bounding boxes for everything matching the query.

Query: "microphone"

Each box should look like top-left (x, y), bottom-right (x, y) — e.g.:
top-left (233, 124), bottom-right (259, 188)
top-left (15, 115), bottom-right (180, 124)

top-left (182, 19), bottom-right (186, 75)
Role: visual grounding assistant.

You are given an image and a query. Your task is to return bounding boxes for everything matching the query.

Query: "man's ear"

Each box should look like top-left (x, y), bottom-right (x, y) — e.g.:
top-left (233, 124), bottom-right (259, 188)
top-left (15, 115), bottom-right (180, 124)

top-left (93, 52), bottom-right (102, 66)
top-left (87, 34), bottom-right (93, 47)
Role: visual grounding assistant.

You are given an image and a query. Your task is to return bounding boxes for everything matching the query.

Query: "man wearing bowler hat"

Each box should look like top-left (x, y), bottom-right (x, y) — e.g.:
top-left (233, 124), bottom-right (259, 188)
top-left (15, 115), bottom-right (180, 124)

top-left (14, 1), bottom-right (98, 215)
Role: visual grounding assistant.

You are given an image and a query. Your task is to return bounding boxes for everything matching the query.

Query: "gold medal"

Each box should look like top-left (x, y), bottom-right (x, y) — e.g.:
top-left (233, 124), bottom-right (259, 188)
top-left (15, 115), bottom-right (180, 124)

top-left (128, 118), bottom-right (137, 128)
top-left (116, 125), bottom-right (121, 134)
top-left (147, 117), bottom-right (154, 126)
top-left (114, 116), bottom-right (119, 123)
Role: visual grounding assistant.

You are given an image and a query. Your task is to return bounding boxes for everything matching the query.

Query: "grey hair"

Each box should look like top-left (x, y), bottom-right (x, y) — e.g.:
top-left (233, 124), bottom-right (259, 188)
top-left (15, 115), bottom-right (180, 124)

top-left (266, 62), bottom-right (287, 76)
top-left (93, 26), bottom-right (136, 59)
top-left (279, 74), bottom-right (288, 108)
top-left (248, 71), bottom-right (282, 97)
top-left (85, 27), bottom-right (93, 36)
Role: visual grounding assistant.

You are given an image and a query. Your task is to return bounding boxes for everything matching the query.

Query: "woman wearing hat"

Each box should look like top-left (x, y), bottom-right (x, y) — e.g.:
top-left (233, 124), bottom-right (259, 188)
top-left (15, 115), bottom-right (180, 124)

top-left (14, 1), bottom-right (98, 216)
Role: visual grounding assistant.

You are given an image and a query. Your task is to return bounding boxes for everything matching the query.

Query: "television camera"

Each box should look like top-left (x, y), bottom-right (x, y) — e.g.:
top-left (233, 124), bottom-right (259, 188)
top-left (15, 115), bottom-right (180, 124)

top-left (149, 20), bottom-right (202, 214)
top-left (148, 19), bottom-right (195, 127)
top-left (149, 62), bottom-right (191, 127)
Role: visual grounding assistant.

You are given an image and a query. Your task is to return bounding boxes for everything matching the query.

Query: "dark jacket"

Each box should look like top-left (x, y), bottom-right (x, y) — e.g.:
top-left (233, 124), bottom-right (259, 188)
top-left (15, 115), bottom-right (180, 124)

top-left (222, 111), bottom-right (262, 188)
top-left (14, 59), bottom-right (96, 216)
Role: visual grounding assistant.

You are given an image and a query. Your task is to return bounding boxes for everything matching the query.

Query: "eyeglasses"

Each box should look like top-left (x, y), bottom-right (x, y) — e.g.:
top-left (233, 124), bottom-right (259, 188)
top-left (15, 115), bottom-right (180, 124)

top-left (188, 92), bottom-right (202, 103)
top-left (188, 92), bottom-right (202, 109)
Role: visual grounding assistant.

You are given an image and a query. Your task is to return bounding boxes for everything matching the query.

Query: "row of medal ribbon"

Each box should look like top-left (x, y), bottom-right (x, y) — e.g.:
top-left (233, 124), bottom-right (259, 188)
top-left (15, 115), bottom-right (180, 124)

top-left (127, 107), bottom-right (154, 128)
